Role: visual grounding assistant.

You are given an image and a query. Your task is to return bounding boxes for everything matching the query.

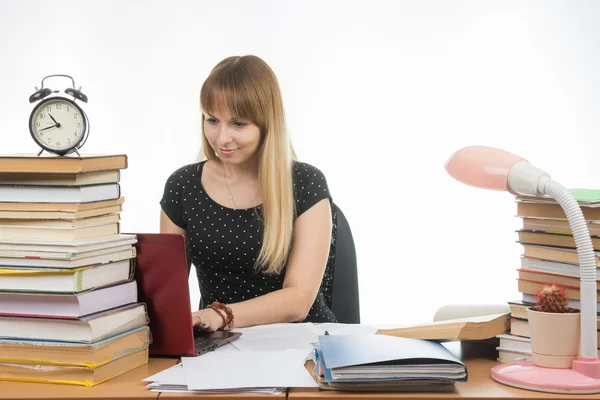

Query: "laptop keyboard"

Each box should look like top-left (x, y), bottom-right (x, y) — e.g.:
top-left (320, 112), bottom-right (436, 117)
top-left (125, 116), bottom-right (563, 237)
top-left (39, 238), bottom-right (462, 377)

top-left (192, 330), bottom-right (241, 355)
top-left (194, 335), bottom-right (219, 350)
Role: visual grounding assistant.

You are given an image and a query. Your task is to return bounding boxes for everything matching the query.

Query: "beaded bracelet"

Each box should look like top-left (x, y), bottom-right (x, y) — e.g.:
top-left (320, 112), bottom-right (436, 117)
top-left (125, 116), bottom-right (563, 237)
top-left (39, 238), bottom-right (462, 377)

top-left (205, 304), bottom-right (227, 330)
top-left (210, 301), bottom-right (234, 330)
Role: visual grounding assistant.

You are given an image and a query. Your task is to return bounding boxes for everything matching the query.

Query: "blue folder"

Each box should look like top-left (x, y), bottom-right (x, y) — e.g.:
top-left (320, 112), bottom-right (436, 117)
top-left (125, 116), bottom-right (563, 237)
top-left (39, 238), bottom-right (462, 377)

top-left (317, 334), bottom-right (468, 383)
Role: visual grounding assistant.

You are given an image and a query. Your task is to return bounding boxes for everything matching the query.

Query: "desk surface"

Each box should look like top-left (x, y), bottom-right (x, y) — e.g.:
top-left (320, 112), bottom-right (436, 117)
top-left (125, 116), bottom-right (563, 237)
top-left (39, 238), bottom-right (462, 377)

top-left (0, 358), bottom-right (177, 400)
top-left (4, 342), bottom-right (600, 400)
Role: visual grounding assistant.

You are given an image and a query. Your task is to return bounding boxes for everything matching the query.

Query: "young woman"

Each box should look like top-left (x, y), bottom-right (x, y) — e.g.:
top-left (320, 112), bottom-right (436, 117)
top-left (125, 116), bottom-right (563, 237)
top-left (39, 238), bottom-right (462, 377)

top-left (160, 55), bottom-right (337, 331)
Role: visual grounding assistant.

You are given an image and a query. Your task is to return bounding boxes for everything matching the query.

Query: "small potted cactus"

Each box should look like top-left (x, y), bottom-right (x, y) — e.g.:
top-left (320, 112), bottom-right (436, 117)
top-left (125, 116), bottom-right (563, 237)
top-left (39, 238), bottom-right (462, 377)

top-left (527, 283), bottom-right (581, 368)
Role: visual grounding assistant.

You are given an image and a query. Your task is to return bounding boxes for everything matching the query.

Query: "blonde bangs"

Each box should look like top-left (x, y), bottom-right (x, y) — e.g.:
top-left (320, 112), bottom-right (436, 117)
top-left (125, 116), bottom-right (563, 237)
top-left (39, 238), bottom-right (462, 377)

top-left (200, 60), bottom-right (266, 125)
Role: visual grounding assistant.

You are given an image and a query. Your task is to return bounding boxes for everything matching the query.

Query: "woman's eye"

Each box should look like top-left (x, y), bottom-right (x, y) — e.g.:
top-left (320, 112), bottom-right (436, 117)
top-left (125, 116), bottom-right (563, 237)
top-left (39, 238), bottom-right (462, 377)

top-left (233, 121), bottom-right (247, 128)
top-left (206, 118), bottom-right (217, 124)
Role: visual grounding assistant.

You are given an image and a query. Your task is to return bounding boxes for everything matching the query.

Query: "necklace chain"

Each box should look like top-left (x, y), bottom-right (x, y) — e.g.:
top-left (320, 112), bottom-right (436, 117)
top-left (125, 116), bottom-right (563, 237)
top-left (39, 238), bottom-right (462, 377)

top-left (223, 164), bottom-right (238, 210)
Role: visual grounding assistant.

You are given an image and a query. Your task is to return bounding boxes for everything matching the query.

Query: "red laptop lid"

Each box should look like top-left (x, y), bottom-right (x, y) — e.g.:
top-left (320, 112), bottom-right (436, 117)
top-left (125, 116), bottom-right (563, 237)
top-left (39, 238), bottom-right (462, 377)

top-left (131, 233), bottom-right (196, 357)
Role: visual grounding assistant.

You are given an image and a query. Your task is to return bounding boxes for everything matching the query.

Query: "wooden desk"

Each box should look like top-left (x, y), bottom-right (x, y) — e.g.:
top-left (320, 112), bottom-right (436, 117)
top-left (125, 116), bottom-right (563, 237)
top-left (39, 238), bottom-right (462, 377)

top-left (289, 342), bottom-right (600, 400)
top-left (6, 342), bottom-right (600, 400)
top-left (0, 357), bottom-right (178, 400)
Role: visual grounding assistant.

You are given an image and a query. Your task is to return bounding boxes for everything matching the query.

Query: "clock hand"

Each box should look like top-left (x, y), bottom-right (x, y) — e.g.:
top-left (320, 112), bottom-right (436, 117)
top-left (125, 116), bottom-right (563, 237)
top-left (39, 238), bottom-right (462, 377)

top-left (38, 124), bottom-right (58, 132)
top-left (48, 113), bottom-right (58, 124)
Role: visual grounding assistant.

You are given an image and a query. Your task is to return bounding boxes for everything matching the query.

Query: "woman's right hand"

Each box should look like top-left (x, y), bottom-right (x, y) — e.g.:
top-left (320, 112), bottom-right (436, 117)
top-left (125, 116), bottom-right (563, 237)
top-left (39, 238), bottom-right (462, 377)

top-left (191, 308), bottom-right (226, 332)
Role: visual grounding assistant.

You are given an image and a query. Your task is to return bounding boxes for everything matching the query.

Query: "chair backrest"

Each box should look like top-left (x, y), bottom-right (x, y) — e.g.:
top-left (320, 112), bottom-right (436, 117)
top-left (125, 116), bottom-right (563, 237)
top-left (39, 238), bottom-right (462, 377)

top-left (331, 204), bottom-right (360, 323)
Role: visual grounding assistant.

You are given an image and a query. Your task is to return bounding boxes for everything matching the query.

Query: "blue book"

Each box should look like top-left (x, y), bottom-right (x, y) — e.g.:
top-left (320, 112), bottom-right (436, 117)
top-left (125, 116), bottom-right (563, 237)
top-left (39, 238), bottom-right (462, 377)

top-left (318, 334), bottom-right (467, 383)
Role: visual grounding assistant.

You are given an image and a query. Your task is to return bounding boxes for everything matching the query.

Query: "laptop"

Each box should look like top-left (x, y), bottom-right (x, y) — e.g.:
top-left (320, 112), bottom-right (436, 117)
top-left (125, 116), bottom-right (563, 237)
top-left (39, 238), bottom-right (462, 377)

top-left (130, 233), bottom-right (241, 357)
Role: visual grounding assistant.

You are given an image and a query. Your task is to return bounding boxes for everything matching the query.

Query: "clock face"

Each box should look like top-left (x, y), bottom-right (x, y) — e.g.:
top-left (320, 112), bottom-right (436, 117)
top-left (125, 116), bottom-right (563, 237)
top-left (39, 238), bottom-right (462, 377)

top-left (29, 97), bottom-right (86, 153)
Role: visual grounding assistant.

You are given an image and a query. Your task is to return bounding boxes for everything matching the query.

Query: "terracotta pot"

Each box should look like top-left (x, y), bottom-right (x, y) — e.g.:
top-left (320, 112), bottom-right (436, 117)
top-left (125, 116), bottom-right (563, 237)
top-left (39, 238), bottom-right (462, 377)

top-left (527, 307), bottom-right (580, 368)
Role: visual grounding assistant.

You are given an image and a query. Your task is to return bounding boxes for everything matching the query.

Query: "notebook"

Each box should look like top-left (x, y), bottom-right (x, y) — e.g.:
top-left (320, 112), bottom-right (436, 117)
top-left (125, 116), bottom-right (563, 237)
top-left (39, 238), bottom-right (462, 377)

top-left (131, 233), bottom-right (240, 357)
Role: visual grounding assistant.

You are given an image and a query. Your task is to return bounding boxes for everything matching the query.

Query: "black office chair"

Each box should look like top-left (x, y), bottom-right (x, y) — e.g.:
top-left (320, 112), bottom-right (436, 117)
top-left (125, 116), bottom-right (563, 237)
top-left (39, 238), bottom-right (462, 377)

top-left (330, 204), bottom-right (360, 323)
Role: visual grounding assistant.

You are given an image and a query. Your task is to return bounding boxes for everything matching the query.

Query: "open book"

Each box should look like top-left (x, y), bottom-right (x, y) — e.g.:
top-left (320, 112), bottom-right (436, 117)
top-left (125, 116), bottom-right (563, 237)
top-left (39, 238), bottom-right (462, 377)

top-left (376, 304), bottom-right (510, 341)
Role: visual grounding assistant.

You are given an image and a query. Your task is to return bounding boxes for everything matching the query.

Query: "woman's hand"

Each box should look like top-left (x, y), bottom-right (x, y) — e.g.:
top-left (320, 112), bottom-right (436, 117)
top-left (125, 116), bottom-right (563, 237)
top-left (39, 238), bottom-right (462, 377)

top-left (191, 308), bottom-right (226, 332)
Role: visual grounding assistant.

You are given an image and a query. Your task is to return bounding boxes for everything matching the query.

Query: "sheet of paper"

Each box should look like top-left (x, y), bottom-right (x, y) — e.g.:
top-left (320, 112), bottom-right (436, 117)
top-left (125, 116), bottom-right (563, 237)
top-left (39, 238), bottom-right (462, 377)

top-left (147, 381), bottom-right (283, 394)
top-left (143, 363), bottom-right (186, 384)
top-left (182, 349), bottom-right (318, 390)
top-left (143, 343), bottom-right (243, 386)
top-left (143, 354), bottom-right (287, 394)
top-left (230, 322), bottom-right (321, 354)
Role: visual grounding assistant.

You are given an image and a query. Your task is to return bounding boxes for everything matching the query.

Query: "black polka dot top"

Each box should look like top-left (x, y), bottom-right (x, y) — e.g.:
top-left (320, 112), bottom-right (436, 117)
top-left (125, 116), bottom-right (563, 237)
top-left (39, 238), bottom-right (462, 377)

top-left (160, 161), bottom-right (337, 323)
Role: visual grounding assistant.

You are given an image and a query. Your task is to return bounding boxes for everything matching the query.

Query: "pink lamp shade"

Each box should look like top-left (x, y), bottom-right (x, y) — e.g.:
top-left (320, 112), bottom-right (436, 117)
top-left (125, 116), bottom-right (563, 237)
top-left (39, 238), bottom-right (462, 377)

top-left (444, 146), bottom-right (525, 192)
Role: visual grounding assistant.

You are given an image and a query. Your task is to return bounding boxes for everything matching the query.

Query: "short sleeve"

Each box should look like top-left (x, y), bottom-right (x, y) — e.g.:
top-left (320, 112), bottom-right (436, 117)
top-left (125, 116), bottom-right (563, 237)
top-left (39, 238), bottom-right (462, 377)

top-left (293, 162), bottom-right (332, 218)
top-left (159, 167), bottom-right (188, 229)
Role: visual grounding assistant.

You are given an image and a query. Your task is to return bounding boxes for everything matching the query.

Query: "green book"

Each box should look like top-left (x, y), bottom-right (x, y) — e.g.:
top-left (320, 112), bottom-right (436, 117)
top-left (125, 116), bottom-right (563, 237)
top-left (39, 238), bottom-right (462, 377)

top-left (517, 189), bottom-right (600, 205)
top-left (569, 189), bottom-right (600, 203)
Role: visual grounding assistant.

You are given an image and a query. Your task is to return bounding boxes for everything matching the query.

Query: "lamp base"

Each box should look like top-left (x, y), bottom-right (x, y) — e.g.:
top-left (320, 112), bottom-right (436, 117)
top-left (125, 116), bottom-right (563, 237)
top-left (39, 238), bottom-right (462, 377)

top-left (491, 361), bottom-right (600, 394)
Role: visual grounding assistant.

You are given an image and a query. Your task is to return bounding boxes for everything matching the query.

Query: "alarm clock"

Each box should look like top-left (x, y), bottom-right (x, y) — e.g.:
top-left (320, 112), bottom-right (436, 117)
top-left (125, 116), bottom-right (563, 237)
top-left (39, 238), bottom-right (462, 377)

top-left (28, 74), bottom-right (90, 156)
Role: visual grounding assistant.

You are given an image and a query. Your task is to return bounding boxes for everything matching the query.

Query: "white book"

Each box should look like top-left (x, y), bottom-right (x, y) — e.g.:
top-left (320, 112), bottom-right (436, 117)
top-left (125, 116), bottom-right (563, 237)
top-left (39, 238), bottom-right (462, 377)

top-left (0, 170), bottom-right (120, 187)
top-left (0, 183), bottom-right (120, 203)
top-left (0, 259), bottom-right (133, 292)
top-left (0, 223), bottom-right (119, 241)
top-left (0, 246), bottom-right (135, 268)
top-left (0, 234), bottom-right (136, 248)
top-left (0, 237), bottom-right (137, 260)
top-left (0, 281), bottom-right (137, 318)
top-left (520, 257), bottom-right (600, 278)
top-left (0, 244), bottom-right (133, 261)
top-left (495, 334), bottom-right (531, 353)
top-left (0, 205), bottom-right (122, 220)
top-left (0, 213), bottom-right (120, 228)
top-left (497, 348), bottom-right (532, 362)
top-left (0, 303), bottom-right (147, 343)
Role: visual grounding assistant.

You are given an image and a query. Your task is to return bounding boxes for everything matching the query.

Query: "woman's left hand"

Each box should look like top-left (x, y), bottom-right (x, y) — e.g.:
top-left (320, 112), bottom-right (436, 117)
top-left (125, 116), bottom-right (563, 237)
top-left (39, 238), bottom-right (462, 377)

top-left (191, 308), bottom-right (226, 332)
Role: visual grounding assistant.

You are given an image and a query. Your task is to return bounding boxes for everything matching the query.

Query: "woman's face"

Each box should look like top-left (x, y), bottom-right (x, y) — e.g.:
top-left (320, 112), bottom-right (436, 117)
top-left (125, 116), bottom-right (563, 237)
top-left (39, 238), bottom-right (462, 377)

top-left (204, 109), bottom-right (262, 166)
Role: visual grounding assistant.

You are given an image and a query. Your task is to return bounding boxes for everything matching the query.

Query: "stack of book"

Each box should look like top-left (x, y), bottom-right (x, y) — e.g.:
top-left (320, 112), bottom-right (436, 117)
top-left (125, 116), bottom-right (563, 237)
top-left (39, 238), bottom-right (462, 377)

top-left (497, 189), bottom-right (600, 362)
top-left (0, 154), bottom-right (150, 386)
top-left (313, 334), bottom-right (467, 391)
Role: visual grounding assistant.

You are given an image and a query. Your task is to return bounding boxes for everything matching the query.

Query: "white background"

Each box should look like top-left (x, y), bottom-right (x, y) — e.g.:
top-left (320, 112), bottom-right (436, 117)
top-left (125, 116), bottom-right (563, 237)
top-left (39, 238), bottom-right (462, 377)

top-left (1, 0), bottom-right (599, 325)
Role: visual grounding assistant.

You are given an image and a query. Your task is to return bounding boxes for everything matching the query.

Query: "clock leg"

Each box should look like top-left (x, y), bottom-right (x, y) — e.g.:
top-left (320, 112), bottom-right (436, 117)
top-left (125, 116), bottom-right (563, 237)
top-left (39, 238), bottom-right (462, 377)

top-left (37, 148), bottom-right (44, 157)
top-left (73, 149), bottom-right (81, 156)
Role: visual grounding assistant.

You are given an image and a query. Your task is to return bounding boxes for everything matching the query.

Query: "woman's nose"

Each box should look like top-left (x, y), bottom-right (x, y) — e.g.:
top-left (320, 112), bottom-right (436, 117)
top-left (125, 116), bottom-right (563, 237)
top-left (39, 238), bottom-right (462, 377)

top-left (217, 126), bottom-right (234, 144)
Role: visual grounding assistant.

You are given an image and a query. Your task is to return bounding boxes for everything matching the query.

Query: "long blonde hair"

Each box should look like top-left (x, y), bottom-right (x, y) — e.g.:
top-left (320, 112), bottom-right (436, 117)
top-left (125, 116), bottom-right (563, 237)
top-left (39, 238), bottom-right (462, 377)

top-left (199, 55), bottom-right (296, 275)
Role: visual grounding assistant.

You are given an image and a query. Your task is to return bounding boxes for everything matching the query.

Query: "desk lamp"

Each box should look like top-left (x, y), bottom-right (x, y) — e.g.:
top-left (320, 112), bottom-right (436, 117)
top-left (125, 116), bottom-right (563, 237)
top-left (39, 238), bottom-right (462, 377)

top-left (445, 146), bottom-right (600, 394)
